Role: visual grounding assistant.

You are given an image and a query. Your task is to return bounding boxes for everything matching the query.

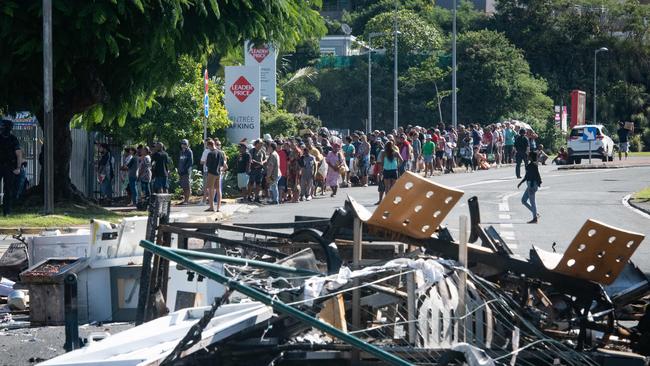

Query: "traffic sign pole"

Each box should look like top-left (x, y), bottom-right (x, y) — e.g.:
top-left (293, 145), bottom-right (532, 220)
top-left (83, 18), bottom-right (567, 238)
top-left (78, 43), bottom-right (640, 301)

top-left (589, 141), bottom-right (592, 164)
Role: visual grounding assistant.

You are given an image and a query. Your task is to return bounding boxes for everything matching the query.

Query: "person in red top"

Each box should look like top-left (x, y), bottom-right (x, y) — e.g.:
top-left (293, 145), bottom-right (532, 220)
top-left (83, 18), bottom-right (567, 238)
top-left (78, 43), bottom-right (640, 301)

top-left (434, 129), bottom-right (446, 171)
top-left (278, 141), bottom-right (290, 202)
top-left (483, 126), bottom-right (494, 155)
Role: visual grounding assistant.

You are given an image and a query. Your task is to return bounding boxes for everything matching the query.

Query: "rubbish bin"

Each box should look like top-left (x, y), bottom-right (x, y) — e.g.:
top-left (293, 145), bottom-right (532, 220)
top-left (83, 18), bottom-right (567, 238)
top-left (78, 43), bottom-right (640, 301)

top-left (19, 258), bottom-right (87, 325)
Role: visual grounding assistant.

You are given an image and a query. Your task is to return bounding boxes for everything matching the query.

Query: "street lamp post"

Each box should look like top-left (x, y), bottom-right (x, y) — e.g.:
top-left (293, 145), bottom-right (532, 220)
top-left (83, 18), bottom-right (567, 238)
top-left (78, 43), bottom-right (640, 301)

top-left (593, 47), bottom-right (608, 124)
top-left (393, 0), bottom-right (399, 132)
top-left (368, 32), bottom-right (384, 134)
top-left (451, 0), bottom-right (457, 129)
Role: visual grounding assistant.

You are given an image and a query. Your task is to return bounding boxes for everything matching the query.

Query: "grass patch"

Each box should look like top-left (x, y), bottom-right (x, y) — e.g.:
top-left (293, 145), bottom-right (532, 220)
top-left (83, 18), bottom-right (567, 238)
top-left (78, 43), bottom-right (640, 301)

top-left (634, 187), bottom-right (650, 201)
top-left (0, 203), bottom-right (146, 228)
top-left (630, 152), bottom-right (650, 157)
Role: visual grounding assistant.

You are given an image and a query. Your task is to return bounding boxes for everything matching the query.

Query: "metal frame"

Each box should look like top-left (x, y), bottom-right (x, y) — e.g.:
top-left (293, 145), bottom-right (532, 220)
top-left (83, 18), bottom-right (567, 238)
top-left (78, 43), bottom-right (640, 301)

top-left (138, 240), bottom-right (413, 366)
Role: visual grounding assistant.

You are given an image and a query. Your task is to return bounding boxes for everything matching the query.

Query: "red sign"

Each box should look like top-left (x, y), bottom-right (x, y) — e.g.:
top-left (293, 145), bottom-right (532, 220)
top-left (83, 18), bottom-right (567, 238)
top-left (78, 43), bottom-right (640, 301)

top-left (230, 76), bottom-right (255, 102)
top-left (570, 90), bottom-right (586, 128)
top-left (249, 47), bottom-right (270, 63)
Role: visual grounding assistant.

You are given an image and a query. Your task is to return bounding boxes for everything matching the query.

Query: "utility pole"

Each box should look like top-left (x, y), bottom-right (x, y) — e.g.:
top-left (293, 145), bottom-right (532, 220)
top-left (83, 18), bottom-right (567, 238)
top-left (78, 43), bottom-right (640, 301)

top-left (43, 0), bottom-right (54, 214)
top-left (368, 32), bottom-right (384, 134)
top-left (593, 47), bottom-right (608, 124)
top-left (451, 0), bottom-right (458, 129)
top-left (368, 43), bottom-right (372, 134)
top-left (393, 0), bottom-right (399, 132)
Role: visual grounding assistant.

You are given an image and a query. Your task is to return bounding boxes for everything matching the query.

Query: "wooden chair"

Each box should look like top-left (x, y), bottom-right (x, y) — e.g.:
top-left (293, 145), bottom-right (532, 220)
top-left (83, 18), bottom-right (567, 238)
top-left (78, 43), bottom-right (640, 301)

top-left (531, 219), bottom-right (645, 285)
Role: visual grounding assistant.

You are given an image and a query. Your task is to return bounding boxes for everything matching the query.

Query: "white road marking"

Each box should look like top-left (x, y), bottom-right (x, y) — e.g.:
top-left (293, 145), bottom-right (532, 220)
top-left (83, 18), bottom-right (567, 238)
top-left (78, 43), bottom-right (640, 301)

top-left (457, 179), bottom-right (510, 188)
top-left (499, 214), bottom-right (511, 219)
top-left (500, 223), bottom-right (514, 228)
top-left (622, 194), bottom-right (650, 220)
top-left (498, 203), bottom-right (509, 212)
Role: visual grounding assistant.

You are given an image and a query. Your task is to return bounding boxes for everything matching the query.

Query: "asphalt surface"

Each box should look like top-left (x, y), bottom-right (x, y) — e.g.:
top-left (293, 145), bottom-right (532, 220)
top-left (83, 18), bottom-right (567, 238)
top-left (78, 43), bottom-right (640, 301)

top-left (228, 163), bottom-right (650, 271)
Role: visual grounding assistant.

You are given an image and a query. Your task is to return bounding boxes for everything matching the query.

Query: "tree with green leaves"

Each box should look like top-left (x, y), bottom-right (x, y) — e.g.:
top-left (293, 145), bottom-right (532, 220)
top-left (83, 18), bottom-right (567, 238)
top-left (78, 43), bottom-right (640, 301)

top-left (456, 30), bottom-right (553, 124)
top-left (492, 0), bottom-right (650, 148)
top-left (400, 56), bottom-right (451, 125)
top-left (364, 9), bottom-right (442, 56)
top-left (95, 56), bottom-right (230, 159)
top-left (0, 0), bottom-right (325, 201)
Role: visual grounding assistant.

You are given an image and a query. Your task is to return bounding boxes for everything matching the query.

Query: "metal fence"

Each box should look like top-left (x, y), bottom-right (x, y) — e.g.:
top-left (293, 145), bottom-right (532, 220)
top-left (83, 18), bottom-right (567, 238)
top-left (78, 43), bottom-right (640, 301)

top-left (77, 130), bottom-right (125, 200)
top-left (1, 114), bottom-right (123, 204)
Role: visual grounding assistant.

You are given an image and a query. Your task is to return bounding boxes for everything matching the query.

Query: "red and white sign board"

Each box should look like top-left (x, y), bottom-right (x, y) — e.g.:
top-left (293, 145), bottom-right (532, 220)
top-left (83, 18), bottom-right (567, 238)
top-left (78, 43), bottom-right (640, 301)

top-left (225, 66), bottom-right (260, 144)
top-left (245, 41), bottom-right (277, 106)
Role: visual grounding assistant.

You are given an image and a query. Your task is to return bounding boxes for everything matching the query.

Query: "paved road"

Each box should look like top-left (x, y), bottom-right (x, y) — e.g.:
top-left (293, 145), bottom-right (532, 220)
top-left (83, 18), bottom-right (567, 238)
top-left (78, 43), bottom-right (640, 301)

top-left (229, 164), bottom-right (650, 271)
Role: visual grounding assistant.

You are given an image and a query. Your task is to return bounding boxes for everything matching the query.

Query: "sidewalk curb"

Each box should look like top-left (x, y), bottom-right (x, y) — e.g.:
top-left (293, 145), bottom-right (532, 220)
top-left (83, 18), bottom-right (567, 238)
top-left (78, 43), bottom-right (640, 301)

top-left (0, 203), bottom-right (255, 235)
top-left (558, 163), bottom-right (650, 170)
top-left (627, 197), bottom-right (650, 217)
top-left (0, 226), bottom-right (87, 235)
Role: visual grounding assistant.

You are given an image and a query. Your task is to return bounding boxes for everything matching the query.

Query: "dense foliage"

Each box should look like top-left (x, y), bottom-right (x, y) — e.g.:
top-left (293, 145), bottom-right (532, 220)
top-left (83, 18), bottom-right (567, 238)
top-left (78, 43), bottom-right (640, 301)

top-left (304, 0), bottom-right (650, 150)
top-left (0, 0), bottom-right (326, 200)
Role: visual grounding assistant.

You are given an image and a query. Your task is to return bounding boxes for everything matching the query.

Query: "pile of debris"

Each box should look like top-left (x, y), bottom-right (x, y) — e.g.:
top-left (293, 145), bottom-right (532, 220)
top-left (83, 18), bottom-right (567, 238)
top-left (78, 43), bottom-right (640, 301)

top-left (15, 172), bottom-right (650, 365)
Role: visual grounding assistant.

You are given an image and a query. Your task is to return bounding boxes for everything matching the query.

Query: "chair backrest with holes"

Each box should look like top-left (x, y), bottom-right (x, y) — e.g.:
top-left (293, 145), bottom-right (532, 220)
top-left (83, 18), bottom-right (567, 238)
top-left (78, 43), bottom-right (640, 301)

top-left (367, 172), bottom-right (464, 239)
top-left (552, 219), bottom-right (645, 285)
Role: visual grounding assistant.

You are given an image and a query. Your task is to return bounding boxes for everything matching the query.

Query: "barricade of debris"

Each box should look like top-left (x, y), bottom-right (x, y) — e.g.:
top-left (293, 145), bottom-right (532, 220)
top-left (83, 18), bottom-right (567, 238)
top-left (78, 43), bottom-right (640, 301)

top-left (4, 172), bottom-right (648, 365)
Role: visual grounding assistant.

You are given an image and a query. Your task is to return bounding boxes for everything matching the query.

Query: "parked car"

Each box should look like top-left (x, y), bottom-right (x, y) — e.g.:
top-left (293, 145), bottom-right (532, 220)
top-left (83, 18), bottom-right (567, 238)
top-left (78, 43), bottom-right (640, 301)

top-left (567, 124), bottom-right (614, 163)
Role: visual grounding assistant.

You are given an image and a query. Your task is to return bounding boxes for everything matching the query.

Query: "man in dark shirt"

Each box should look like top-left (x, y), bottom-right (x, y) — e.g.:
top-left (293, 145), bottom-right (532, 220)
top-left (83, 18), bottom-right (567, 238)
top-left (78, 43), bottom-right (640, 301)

top-left (247, 140), bottom-right (267, 203)
top-left (205, 140), bottom-right (225, 212)
top-left (151, 142), bottom-right (170, 193)
top-left (236, 143), bottom-right (251, 194)
top-left (0, 119), bottom-right (23, 216)
top-left (617, 122), bottom-right (631, 161)
top-left (178, 139), bottom-right (194, 204)
top-left (514, 129), bottom-right (529, 179)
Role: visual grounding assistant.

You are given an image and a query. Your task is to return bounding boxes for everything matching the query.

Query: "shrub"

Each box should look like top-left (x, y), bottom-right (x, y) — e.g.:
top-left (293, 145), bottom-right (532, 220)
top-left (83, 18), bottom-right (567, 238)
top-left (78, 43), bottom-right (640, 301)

top-left (630, 133), bottom-right (645, 152)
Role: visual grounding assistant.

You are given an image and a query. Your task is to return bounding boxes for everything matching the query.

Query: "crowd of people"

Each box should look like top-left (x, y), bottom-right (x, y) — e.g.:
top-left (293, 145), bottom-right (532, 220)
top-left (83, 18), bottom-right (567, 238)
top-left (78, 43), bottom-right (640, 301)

top-left (97, 141), bottom-right (174, 207)
top-left (88, 120), bottom-right (556, 219)
top-left (227, 122), bottom-right (552, 208)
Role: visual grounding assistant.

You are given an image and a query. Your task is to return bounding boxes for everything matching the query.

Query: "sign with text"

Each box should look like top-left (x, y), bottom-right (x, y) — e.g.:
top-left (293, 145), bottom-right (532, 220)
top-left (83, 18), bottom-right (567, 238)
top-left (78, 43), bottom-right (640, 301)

top-left (225, 66), bottom-right (260, 144)
top-left (245, 41), bottom-right (277, 105)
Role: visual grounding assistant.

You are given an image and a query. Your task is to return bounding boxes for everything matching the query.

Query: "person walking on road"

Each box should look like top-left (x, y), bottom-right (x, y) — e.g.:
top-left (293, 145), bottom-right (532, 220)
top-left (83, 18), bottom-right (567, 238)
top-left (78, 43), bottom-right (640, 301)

top-left (0, 118), bottom-right (23, 216)
top-left (518, 151), bottom-right (542, 224)
top-left (178, 139), bottom-right (193, 205)
top-left (617, 122), bottom-right (631, 161)
top-left (514, 129), bottom-right (529, 179)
